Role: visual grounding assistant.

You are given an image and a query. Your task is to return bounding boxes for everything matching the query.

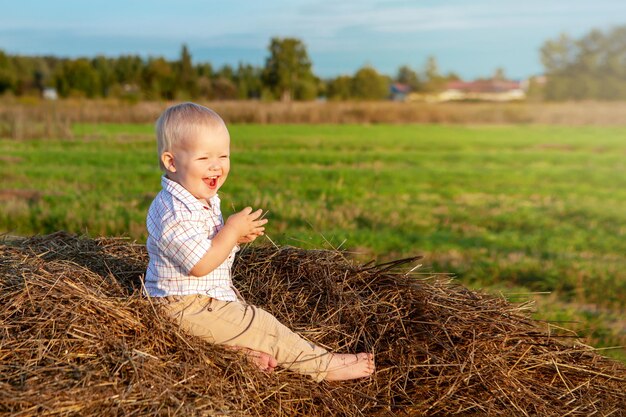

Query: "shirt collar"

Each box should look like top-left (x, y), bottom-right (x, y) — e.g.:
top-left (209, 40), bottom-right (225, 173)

top-left (161, 175), bottom-right (220, 214)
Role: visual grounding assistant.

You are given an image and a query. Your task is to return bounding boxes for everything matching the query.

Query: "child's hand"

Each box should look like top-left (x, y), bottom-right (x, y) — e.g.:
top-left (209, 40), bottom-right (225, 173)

top-left (225, 207), bottom-right (268, 241)
top-left (238, 233), bottom-right (262, 244)
top-left (237, 228), bottom-right (266, 244)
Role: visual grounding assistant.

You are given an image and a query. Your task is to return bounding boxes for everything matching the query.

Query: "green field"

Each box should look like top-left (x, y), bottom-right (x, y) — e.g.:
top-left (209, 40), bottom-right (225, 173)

top-left (1, 123), bottom-right (625, 360)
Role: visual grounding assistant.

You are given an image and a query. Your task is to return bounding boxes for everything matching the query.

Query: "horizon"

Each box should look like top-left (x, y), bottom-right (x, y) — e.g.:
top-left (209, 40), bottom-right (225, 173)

top-left (1, 0), bottom-right (625, 81)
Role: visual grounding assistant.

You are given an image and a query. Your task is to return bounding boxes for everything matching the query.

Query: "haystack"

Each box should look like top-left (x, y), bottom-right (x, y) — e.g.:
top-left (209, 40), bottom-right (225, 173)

top-left (1, 232), bottom-right (624, 416)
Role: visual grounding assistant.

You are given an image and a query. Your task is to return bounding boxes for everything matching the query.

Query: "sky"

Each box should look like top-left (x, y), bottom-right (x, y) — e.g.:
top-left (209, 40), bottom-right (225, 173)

top-left (1, 0), bottom-right (625, 81)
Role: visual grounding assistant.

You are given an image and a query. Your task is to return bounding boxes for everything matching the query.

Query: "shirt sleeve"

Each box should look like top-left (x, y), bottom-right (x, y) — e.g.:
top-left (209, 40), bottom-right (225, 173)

top-left (160, 218), bottom-right (212, 274)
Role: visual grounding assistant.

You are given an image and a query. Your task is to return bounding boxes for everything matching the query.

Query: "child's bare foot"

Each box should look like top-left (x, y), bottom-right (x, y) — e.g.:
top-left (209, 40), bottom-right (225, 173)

top-left (324, 352), bottom-right (375, 381)
top-left (228, 346), bottom-right (278, 372)
top-left (247, 350), bottom-right (278, 372)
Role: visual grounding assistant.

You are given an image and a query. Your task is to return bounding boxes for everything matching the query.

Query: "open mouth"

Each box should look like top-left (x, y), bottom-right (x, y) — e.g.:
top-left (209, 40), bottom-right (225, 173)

top-left (204, 175), bottom-right (219, 188)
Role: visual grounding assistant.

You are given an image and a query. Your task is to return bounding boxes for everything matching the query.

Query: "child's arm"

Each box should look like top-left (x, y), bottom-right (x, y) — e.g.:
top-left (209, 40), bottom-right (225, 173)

top-left (189, 207), bottom-right (267, 277)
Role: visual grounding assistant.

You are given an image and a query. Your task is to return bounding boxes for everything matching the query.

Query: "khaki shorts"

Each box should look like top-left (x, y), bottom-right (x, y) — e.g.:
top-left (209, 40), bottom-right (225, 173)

top-left (155, 294), bottom-right (331, 381)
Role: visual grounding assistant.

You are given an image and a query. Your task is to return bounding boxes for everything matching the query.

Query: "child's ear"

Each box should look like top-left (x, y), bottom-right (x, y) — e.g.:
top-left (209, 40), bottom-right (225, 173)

top-left (161, 152), bottom-right (176, 172)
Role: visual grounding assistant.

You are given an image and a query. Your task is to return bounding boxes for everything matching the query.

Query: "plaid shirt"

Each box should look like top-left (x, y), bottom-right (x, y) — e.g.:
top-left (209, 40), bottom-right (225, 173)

top-left (144, 176), bottom-right (239, 301)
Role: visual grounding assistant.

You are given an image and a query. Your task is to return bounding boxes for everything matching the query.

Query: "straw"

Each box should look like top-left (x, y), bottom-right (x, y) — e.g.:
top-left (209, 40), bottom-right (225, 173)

top-left (1, 232), bottom-right (624, 416)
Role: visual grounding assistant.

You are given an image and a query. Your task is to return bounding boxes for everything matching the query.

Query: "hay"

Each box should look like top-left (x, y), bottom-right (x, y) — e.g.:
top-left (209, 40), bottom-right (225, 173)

top-left (1, 232), bottom-right (624, 416)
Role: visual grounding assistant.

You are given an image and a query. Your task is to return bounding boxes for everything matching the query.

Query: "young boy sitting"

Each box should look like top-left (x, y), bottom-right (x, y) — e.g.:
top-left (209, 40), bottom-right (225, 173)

top-left (145, 102), bottom-right (375, 382)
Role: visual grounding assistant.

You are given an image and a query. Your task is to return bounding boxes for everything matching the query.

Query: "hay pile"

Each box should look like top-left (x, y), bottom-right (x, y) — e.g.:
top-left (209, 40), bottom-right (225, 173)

top-left (1, 232), bottom-right (625, 416)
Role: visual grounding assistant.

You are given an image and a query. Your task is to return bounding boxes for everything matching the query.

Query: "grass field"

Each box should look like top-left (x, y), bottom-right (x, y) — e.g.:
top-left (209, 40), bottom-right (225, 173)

top-left (1, 123), bottom-right (625, 360)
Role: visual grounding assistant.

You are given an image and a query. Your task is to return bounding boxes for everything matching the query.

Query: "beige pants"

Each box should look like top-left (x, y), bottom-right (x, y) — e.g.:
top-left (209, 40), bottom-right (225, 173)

top-left (155, 294), bottom-right (331, 382)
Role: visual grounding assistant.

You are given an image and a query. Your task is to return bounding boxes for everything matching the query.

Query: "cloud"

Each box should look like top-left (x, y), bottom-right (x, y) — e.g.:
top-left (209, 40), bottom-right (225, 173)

top-left (173, 0), bottom-right (625, 54)
top-left (290, 0), bottom-right (626, 35)
top-left (3, 0), bottom-right (625, 50)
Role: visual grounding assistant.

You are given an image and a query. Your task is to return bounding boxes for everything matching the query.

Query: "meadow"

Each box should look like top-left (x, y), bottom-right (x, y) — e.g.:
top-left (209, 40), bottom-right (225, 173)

top-left (1, 122), bottom-right (625, 360)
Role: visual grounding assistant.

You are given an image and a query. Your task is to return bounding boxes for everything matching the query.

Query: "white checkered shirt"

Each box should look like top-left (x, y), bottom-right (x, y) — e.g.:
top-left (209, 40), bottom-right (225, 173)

top-left (144, 176), bottom-right (239, 301)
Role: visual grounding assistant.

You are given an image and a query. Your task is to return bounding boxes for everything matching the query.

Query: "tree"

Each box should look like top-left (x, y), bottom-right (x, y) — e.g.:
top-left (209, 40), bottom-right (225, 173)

top-left (425, 56), bottom-right (439, 80)
top-left (395, 65), bottom-right (421, 91)
top-left (215, 64), bottom-right (235, 81)
top-left (113, 55), bottom-right (143, 87)
top-left (540, 33), bottom-right (575, 100)
top-left (142, 57), bottom-right (176, 100)
top-left (176, 44), bottom-right (197, 98)
top-left (211, 77), bottom-right (237, 100)
top-left (11, 56), bottom-right (44, 95)
top-left (196, 76), bottom-right (212, 99)
top-left (351, 66), bottom-right (389, 100)
top-left (540, 26), bottom-right (626, 101)
top-left (54, 58), bottom-right (100, 98)
top-left (196, 62), bottom-right (213, 78)
top-left (541, 33), bottom-right (576, 75)
top-left (235, 63), bottom-right (262, 99)
top-left (0, 51), bottom-right (16, 94)
top-left (262, 37), bottom-right (316, 101)
top-left (421, 56), bottom-right (447, 93)
top-left (493, 67), bottom-right (506, 81)
top-left (92, 56), bottom-right (114, 97)
top-left (326, 75), bottom-right (353, 100)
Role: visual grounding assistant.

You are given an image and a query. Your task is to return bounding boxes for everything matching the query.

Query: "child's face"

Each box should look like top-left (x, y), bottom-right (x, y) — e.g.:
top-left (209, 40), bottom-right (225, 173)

top-left (162, 125), bottom-right (231, 204)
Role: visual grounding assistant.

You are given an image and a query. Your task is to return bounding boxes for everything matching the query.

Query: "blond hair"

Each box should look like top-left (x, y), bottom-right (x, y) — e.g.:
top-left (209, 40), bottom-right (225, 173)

top-left (155, 102), bottom-right (226, 171)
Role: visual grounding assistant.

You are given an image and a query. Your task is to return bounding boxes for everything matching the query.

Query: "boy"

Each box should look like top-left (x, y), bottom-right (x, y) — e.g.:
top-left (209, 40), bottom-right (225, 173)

top-left (145, 102), bottom-right (374, 382)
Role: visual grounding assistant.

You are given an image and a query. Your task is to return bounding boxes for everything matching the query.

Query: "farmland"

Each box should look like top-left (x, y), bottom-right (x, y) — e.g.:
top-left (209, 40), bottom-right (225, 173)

top-left (1, 122), bottom-right (625, 360)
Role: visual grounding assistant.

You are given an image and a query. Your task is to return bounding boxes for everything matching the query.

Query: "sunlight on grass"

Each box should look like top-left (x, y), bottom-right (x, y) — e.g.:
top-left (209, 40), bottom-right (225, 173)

top-left (1, 123), bottom-right (624, 359)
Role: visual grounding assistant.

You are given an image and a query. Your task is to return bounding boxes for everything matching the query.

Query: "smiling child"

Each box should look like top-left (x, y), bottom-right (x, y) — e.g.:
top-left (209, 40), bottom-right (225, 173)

top-left (144, 102), bottom-right (375, 381)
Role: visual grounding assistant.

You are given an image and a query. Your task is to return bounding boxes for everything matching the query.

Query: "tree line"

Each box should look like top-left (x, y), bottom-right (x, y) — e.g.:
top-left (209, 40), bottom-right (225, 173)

top-left (0, 37), bottom-right (457, 102)
top-left (541, 25), bottom-right (626, 100)
top-left (1, 25), bottom-right (625, 101)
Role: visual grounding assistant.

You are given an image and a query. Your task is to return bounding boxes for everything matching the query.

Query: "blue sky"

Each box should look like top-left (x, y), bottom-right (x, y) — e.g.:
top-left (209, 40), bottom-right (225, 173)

top-left (1, 0), bottom-right (625, 80)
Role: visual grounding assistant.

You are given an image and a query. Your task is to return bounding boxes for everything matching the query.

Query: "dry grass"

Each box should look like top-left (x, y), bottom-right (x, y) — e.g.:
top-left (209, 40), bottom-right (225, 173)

top-left (4, 99), bottom-right (626, 139)
top-left (1, 232), bottom-right (625, 416)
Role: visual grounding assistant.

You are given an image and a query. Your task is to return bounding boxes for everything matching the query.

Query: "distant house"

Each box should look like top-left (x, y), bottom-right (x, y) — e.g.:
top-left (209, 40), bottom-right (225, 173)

top-left (437, 79), bottom-right (526, 102)
top-left (42, 88), bottom-right (58, 100)
top-left (390, 83), bottom-right (412, 101)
